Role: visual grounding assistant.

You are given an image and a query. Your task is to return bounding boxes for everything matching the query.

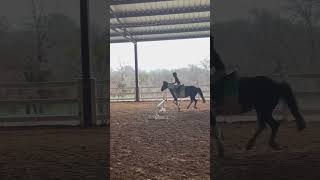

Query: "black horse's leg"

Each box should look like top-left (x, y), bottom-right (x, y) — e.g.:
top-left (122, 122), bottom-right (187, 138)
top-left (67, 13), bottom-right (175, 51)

top-left (173, 97), bottom-right (178, 103)
top-left (246, 112), bottom-right (266, 150)
top-left (194, 99), bottom-right (198, 109)
top-left (265, 115), bottom-right (281, 150)
top-left (187, 99), bottom-right (193, 109)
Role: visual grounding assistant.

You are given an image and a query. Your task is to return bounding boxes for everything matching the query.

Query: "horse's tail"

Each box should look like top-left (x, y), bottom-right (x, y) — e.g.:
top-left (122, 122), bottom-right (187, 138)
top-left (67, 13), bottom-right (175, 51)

top-left (279, 82), bottom-right (306, 131)
top-left (197, 88), bottom-right (206, 103)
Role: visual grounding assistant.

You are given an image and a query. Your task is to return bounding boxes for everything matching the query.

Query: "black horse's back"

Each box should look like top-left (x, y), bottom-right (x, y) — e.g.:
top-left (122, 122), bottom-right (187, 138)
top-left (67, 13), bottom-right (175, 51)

top-left (238, 76), bottom-right (306, 130)
top-left (238, 76), bottom-right (280, 113)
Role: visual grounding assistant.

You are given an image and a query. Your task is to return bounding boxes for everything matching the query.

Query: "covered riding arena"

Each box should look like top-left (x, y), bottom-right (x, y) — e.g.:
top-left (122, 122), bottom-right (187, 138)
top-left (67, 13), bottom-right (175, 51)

top-left (110, 0), bottom-right (210, 179)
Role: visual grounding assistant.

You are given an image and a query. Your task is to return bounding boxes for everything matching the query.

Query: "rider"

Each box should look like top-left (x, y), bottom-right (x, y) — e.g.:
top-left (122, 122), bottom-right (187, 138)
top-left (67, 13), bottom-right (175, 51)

top-left (212, 48), bottom-right (227, 81)
top-left (212, 47), bottom-right (241, 113)
top-left (172, 72), bottom-right (182, 96)
top-left (173, 72), bottom-right (181, 85)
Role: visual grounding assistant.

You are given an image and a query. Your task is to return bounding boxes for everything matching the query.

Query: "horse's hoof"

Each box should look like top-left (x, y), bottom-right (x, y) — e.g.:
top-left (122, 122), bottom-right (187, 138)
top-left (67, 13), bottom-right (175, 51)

top-left (297, 122), bottom-right (306, 131)
top-left (269, 142), bottom-right (282, 150)
top-left (246, 145), bottom-right (253, 150)
top-left (246, 142), bottom-right (254, 150)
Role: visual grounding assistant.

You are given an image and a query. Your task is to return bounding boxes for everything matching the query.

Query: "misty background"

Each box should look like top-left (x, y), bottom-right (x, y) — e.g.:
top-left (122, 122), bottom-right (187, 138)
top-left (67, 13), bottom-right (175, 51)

top-left (0, 0), bottom-right (107, 83)
top-left (0, 0), bottom-right (107, 115)
top-left (214, 0), bottom-right (320, 75)
top-left (110, 39), bottom-right (210, 90)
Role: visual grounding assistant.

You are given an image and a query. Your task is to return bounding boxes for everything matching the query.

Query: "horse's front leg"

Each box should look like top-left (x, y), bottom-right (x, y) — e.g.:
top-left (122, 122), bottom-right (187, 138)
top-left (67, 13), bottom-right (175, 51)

top-left (175, 100), bottom-right (181, 112)
top-left (173, 97), bottom-right (178, 104)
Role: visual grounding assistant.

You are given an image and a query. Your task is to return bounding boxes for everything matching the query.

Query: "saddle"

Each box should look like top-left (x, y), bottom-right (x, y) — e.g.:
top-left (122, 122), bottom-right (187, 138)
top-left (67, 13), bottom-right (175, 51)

top-left (173, 85), bottom-right (185, 98)
top-left (213, 71), bottom-right (242, 115)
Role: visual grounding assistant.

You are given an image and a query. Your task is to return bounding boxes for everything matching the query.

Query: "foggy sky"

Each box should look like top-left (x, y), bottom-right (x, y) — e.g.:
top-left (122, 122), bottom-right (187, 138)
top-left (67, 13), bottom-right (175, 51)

top-left (214, 0), bottom-right (288, 22)
top-left (0, 0), bottom-right (105, 29)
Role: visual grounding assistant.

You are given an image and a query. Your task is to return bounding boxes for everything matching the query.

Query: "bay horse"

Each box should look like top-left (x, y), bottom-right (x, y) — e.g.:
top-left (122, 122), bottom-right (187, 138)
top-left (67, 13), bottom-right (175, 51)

top-left (161, 81), bottom-right (206, 110)
top-left (212, 72), bottom-right (306, 150)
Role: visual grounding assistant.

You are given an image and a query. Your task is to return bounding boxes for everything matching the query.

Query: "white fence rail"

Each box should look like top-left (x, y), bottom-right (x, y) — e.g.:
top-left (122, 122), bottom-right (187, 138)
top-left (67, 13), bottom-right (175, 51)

top-left (0, 79), bottom-right (108, 127)
top-left (1, 74), bottom-right (320, 126)
top-left (110, 85), bottom-right (210, 101)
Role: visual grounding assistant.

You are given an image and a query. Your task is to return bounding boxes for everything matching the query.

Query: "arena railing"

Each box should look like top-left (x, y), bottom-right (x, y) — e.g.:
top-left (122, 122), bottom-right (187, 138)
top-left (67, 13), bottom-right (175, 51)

top-left (111, 74), bottom-right (320, 119)
top-left (0, 79), bottom-right (108, 127)
top-left (110, 85), bottom-right (210, 102)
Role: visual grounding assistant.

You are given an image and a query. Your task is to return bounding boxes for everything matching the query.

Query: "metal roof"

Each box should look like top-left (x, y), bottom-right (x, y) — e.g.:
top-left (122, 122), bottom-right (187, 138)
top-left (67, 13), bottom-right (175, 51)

top-left (110, 0), bottom-right (210, 43)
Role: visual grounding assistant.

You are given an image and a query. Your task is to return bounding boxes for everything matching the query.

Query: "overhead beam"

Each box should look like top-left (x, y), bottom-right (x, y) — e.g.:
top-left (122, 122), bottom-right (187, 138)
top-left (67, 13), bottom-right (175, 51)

top-left (111, 6), bottom-right (210, 18)
top-left (110, 0), bottom-right (171, 5)
top-left (110, 27), bottom-right (135, 43)
top-left (110, 7), bottom-right (136, 43)
top-left (111, 34), bottom-right (209, 43)
top-left (111, 17), bottom-right (210, 28)
top-left (110, 26), bottom-right (210, 37)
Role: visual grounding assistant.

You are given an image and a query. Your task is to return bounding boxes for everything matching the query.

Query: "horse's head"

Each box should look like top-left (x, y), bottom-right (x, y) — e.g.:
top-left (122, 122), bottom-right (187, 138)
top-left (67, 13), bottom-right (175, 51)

top-left (161, 81), bottom-right (168, 91)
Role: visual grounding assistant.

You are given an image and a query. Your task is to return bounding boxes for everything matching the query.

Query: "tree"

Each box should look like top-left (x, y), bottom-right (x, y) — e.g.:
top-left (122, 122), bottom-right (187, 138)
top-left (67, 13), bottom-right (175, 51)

top-left (46, 13), bottom-right (82, 80)
top-left (0, 16), bottom-right (8, 33)
top-left (116, 61), bottom-right (133, 98)
top-left (91, 24), bottom-right (108, 81)
top-left (286, 0), bottom-right (320, 63)
top-left (22, 0), bottom-right (53, 114)
top-left (200, 57), bottom-right (210, 71)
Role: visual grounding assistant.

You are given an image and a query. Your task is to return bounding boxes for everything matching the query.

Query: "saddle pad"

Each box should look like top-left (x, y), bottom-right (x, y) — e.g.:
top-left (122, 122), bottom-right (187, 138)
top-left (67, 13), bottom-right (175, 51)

top-left (214, 96), bottom-right (242, 115)
top-left (175, 86), bottom-right (185, 98)
top-left (223, 71), bottom-right (239, 97)
top-left (224, 79), bottom-right (238, 96)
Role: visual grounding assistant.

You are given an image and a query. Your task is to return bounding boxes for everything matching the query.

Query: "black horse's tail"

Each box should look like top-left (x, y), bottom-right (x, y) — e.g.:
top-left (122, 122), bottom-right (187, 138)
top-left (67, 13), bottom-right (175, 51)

top-left (197, 88), bottom-right (206, 103)
top-left (279, 82), bottom-right (306, 131)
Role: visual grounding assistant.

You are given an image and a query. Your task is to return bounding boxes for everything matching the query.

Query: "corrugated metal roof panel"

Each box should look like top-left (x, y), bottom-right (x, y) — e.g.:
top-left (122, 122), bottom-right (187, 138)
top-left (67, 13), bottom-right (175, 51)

top-left (110, 0), bottom-right (210, 43)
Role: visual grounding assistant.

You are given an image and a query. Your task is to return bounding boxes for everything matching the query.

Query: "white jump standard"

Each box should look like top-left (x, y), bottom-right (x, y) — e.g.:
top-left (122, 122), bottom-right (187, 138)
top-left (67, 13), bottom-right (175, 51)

top-left (148, 92), bottom-right (175, 120)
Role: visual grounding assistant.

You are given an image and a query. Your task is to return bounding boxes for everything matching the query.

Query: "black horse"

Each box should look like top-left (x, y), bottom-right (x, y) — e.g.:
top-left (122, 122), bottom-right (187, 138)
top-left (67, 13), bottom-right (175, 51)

top-left (161, 81), bottom-right (206, 110)
top-left (212, 72), bottom-right (306, 150)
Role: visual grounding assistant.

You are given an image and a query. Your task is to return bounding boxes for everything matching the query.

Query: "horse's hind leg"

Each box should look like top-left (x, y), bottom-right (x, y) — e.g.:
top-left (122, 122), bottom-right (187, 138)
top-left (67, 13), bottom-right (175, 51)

top-left (246, 112), bottom-right (266, 150)
top-left (194, 99), bottom-right (198, 109)
top-left (265, 115), bottom-right (281, 150)
top-left (187, 99), bottom-right (193, 109)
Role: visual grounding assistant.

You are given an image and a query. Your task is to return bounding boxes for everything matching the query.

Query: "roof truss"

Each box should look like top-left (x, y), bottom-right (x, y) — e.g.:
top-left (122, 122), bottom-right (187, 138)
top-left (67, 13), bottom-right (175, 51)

top-left (110, 0), bottom-right (210, 43)
top-left (111, 17), bottom-right (210, 28)
top-left (111, 6), bottom-right (210, 19)
top-left (110, 0), bottom-right (171, 5)
top-left (111, 26), bottom-right (210, 37)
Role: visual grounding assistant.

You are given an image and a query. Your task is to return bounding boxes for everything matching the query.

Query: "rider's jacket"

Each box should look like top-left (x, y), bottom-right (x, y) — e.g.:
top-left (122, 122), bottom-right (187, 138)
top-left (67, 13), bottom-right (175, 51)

top-left (173, 76), bottom-right (181, 85)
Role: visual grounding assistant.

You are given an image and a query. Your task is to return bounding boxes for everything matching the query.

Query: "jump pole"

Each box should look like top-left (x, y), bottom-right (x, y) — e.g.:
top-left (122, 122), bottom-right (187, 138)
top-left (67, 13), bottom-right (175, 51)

top-left (148, 92), bottom-right (171, 120)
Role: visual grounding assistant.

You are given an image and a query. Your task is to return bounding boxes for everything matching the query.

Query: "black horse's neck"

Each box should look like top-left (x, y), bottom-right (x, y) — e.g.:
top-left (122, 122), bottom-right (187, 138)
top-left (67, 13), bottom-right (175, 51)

top-left (212, 49), bottom-right (226, 72)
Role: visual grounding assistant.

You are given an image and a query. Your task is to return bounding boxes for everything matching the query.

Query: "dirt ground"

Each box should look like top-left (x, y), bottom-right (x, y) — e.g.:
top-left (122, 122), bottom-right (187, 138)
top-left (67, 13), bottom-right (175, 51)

top-left (0, 126), bottom-right (107, 180)
top-left (110, 101), bottom-right (210, 179)
top-left (213, 121), bottom-right (320, 180)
